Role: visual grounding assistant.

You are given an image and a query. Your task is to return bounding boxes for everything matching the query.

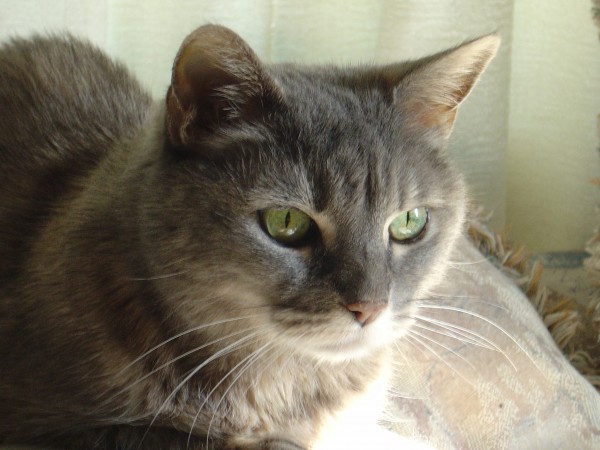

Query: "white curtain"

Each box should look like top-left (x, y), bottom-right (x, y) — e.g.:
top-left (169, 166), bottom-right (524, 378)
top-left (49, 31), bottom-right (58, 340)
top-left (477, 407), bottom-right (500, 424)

top-left (0, 0), bottom-right (598, 251)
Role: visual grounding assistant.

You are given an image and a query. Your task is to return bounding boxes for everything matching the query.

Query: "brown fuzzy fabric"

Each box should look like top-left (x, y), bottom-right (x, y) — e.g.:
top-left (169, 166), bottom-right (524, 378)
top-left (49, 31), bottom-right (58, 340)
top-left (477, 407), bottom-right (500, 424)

top-left (585, 177), bottom-right (600, 284)
top-left (467, 210), bottom-right (600, 391)
top-left (582, 0), bottom-right (600, 388)
top-left (583, 183), bottom-right (600, 355)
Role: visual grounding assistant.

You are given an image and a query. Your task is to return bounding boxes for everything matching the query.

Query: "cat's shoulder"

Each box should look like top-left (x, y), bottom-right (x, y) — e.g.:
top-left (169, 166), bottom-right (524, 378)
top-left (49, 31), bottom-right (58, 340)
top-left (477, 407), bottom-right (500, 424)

top-left (0, 33), bottom-right (151, 169)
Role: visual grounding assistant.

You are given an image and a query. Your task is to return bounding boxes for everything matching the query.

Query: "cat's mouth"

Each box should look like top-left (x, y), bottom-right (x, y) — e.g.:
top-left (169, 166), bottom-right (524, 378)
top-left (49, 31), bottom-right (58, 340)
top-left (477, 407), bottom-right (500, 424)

top-left (277, 308), bottom-right (396, 361)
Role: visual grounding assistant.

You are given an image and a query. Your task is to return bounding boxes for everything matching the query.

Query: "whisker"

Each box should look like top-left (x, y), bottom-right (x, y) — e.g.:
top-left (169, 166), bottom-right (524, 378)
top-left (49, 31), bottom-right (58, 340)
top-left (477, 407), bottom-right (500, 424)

top-left (106, 325), bottom-right (263, 403)
top-left (118, 314), bottom-right (264, 376)
top-left (417, 293), bottom-right (482, 300)
top-left (412, 314), bottom-right (517, 370)
top-left (386, 388), bottom-right (423, 400)
top-left (411, 320), bottom-right (496, 350)
top-left (126, 255), bottom-right (193, 281)
top-left (418, 295), bottom-right (508, 311)
top-left (403, 334), bottom-right (475, 387)
top-left (408, 328), bottom-right (479, 373)
top-left (197, 330), bottom-right (308, 446)
top-left (417, 305), bottom-right (539, 372)
top-left (276, 332), bottom-right (307, 369)
top-left (200, 339), bottom-right (276, 448)
top-left (446, 258), bottom-right (489, 266)
top-left (128, 270), bottom-right (189, 281)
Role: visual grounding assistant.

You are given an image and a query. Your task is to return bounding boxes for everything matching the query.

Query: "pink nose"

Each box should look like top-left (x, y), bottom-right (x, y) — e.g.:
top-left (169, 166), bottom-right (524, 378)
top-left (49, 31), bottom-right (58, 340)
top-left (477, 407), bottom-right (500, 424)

top-left (346, 302), bottom-right (386, 326)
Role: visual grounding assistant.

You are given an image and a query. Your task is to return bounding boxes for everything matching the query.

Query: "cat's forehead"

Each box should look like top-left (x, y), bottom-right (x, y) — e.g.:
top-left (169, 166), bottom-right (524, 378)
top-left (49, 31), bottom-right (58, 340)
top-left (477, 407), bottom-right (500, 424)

top-left (248, 135), bottom-right (444, 236)
top-left (261, 70), bottom-right (446, 211)
top-left (272, 66), bottom-right (391, 130)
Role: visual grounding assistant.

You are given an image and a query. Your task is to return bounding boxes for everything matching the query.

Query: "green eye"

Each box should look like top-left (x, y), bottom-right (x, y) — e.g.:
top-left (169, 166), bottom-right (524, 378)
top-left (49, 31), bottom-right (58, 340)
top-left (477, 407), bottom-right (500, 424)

top-left (388, 207), bottom-right (428, 243)
top-left (260, 207), bottom-right (314, 246)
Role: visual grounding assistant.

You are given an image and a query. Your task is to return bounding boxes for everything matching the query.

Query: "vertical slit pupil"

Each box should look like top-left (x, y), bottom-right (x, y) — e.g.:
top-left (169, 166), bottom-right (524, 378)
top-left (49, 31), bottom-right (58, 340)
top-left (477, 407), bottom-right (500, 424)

top-left (285, 210), bottom-right (291, 228)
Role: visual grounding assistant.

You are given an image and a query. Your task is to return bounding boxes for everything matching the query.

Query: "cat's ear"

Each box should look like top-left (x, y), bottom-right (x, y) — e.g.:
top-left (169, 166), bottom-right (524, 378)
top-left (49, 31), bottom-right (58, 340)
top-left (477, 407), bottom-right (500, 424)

top-left (392, 34), bottom-right (500, 144)
top-left (166, 24), bottom-right (281, 149)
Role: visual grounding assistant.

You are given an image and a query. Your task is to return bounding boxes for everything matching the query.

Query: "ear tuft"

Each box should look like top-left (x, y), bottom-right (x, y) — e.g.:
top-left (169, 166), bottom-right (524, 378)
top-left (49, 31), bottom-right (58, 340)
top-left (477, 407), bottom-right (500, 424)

top-left (166, 25), bottom-right (280, 148)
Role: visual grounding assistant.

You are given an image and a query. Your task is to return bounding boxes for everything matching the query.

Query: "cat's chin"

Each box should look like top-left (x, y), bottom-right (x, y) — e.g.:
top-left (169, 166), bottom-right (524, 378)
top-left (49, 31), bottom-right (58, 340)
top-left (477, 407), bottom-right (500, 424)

top-left (308, 336), bottom-right (386, 362)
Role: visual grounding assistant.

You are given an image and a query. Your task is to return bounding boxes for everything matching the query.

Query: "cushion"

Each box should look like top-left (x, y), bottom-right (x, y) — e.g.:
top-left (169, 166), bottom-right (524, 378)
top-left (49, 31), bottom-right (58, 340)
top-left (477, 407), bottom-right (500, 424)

top-left (385, 236), bottom-right (600, 448)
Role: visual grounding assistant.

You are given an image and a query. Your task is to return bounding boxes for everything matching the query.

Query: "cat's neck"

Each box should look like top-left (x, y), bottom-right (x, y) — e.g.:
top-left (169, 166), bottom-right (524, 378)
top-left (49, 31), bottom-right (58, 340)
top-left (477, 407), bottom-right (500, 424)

top-left (149, 345), bottom-right (392, 444)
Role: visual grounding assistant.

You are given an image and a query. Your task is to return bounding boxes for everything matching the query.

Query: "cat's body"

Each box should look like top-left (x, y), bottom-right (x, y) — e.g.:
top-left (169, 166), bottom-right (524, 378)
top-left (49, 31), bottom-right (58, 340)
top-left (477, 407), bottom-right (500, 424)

top-left (0, 26), bottom-right (498, 449)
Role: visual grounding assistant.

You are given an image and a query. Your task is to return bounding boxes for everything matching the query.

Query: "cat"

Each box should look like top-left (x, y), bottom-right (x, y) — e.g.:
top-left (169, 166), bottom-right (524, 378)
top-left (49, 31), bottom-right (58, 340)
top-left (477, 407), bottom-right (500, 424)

top-left (0, 24), bottom-right (499, 449)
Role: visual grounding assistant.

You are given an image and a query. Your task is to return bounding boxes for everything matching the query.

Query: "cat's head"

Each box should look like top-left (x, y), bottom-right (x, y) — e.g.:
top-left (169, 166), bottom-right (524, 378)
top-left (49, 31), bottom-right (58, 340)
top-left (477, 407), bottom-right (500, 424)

top-left (140, 25), bottom-right (499, 362)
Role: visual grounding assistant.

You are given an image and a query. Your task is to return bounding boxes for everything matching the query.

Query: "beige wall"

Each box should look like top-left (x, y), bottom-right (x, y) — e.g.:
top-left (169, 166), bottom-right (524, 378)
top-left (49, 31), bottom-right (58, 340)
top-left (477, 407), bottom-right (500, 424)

top-left (507, 0), bottom-right (600, 251)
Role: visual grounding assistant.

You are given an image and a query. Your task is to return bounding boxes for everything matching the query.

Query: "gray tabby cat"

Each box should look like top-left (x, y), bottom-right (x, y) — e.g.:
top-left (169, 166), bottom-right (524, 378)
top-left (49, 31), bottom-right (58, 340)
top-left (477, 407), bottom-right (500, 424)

top-left (0, 25), bottom-right (498, 449)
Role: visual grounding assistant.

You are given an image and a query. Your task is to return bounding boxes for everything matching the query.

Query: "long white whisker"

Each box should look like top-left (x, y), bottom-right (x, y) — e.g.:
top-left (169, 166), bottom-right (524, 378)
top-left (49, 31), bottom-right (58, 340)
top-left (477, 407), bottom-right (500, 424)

top-left (119, 314), bottom-right (263, 375)
top-left (446, 258), bottom-right (488, 266)
top-left (248, 330), bottom-right (309, 394)
top-left (413, 314), bottom-right (517, 371)
top-left (408, 328), bottom-right (479, 373)
top-left (419, 295), bottom-right (508, 311)
top-left (386, 388), bottom-right (423, 400)
top-left (200, 339), bottom-right (276, 448)
top-left (204, 331), bottom-right (309, 445)
top-left (420, 293), bottom-right (481, 299)
top-left (128, 270), bottom-right (189, 281)
top-left (417, 305), bottom-right (539, 372)
top-left (274, 332), bottom-right (308, 372)
top-left (411, 320), bottom-right (496, 350)
top-left (404, 334), bottom-right (475, 387)
top-left (106, 325), bottom-right (263, 404)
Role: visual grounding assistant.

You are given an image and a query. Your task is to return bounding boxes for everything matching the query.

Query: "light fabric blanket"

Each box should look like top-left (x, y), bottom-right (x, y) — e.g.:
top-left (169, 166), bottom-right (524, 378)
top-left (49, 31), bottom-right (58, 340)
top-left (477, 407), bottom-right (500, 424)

top-left (386, 236), bottom-right (600, 449)
top-left (3, 237), bottom-right (599, 449)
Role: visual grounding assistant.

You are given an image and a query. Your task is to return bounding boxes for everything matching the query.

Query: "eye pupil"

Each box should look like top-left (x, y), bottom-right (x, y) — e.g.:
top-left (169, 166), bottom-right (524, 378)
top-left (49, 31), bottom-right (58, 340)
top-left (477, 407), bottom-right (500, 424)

top-left (285, 211), bottom-right (291, 228)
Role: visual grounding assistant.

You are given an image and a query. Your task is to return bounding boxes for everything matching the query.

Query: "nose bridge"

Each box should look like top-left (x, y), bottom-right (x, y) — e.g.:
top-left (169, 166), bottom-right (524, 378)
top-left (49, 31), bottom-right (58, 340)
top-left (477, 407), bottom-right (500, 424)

top-left (331, 237), bottom-right (389, 303)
